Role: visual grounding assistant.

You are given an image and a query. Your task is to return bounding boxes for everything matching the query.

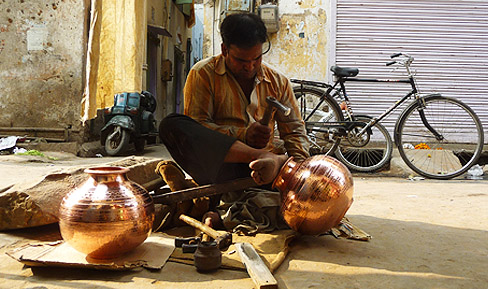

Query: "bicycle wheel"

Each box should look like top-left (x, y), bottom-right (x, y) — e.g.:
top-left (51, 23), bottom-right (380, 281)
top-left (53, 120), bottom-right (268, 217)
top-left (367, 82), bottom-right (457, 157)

top-left (335, 115), bottom-right (393, 172)
top-left (396, 95), bottom-right (484, 179)
top-left (293, 86), bottom-right (344, 155)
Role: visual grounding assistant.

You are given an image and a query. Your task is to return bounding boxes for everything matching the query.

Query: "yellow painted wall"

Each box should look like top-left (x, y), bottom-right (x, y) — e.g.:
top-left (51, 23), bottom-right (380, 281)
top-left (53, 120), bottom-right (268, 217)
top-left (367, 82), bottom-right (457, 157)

top-left (266, 7), bottom-right (328, 80)
top-left (202, 0), bottom-right (330, 81)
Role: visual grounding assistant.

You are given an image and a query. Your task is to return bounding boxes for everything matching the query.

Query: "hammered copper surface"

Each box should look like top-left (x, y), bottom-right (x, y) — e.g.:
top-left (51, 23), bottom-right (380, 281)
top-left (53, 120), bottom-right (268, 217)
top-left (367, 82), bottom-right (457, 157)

top-left (58, 166), bottom-right (155, 259)
top-left (273, 155), bottom-right (354, 235)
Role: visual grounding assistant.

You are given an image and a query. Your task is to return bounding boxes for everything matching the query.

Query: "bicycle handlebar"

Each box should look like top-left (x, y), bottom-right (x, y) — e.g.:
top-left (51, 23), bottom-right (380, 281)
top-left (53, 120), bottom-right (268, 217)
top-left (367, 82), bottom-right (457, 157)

top-left (386, 52), bottom-right (414, 69)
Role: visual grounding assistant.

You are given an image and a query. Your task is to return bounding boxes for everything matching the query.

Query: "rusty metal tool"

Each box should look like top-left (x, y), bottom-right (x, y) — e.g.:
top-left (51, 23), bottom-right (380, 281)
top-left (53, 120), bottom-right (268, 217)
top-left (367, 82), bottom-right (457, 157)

top-left (174, 236), bottom-right (201, 253)
top-left (235, 242), bottom-right (278, 289)
top-left (152, 177), bottom-right (256, 205)
top-left (178, 214), bottom-right (232, 251)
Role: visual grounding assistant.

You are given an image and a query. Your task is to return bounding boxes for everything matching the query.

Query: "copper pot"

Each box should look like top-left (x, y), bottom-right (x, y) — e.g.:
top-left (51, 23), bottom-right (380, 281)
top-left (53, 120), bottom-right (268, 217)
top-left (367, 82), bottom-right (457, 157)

top-left (58, 166), bottom-right (155, 259)
top-left (273, 155), bottom-right (354, 235)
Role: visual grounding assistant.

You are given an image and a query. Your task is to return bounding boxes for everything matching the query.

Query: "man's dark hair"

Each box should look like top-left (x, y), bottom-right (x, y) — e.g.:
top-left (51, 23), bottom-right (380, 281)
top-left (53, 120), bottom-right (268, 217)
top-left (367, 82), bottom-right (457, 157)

top-left (220, 13), bottom-right (267, 49)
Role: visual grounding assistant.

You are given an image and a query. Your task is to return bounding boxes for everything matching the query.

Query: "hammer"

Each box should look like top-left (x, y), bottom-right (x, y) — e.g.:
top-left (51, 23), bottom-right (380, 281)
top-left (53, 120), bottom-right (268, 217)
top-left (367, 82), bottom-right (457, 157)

top-left (179, 214), bottom-right (233, 251)
top-left (260, 96), bottom-right (291, 125)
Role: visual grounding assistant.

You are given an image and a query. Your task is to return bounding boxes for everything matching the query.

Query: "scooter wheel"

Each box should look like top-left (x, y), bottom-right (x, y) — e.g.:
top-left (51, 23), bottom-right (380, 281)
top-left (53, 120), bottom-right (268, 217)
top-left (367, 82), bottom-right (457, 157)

top-left (105, 126), bottom-right (130, 156)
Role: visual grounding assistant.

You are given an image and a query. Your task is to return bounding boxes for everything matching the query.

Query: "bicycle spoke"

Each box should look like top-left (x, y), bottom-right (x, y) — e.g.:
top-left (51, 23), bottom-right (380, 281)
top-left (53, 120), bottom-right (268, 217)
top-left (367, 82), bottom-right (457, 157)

top-left (335, 116), bottom-right (393, 172)
top-left (397, 95), bottom-right (484, 179)
top-left (293, 86), bottom-right (344, 156)
top-left (399, 133), bottom-right (439, 139)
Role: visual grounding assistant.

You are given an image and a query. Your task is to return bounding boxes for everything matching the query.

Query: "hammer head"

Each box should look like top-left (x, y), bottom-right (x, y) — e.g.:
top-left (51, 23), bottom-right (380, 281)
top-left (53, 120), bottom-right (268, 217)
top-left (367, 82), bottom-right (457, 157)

top-left (265, 96), bottom-right (291, 117)
top-left (215, 232), bottom-right (233, 251)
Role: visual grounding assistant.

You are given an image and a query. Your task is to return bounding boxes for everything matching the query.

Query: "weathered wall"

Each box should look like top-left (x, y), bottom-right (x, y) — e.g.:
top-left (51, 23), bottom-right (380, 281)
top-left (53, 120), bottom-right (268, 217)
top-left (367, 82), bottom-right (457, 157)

top-left (164, 1), bottom-right (191, 116)
top-left (0, 0), bottom-right (89, 140)
top-left (202, 0), bottom-right (330, 81)
top-left (146, 0), bottom-right (168, 121)
top-left (145, 0), bottom-right (192, 121)
top-left (190, 4), bottom-right (204, 68)
top-left (266, 2), bottom-right (329, 80)
top-left (202, 0), bottom-right (215, 58)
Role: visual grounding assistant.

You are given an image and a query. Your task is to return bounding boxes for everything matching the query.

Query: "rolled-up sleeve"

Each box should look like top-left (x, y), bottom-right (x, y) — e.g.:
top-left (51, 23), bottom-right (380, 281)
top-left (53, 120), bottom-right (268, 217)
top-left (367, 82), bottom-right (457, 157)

top-left (274, 78), bottom-right (310, 162)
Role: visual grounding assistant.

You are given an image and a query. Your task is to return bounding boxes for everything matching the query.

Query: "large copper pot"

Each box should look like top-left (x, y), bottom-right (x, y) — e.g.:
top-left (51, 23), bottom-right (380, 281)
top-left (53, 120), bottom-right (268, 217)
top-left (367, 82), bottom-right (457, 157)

top-left (273, 155), bottom-right (354, 235)
top-left (58, 166), bottom-right (155, 259)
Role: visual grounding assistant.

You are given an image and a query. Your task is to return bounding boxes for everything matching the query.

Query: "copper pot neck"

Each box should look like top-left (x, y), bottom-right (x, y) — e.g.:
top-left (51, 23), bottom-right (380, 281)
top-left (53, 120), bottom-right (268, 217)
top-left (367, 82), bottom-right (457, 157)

top-left (272, 157), bottom-right (297, 192)
top-left (84, 166), bottom-right (129, 183)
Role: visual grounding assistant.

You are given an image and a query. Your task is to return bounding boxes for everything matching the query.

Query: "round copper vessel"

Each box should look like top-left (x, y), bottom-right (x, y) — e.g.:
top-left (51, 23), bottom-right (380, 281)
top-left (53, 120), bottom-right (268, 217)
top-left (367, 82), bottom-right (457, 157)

top-left (273, 155), bottom-right (354, 235)
top-left (58, 166), bottom-right (155, 259)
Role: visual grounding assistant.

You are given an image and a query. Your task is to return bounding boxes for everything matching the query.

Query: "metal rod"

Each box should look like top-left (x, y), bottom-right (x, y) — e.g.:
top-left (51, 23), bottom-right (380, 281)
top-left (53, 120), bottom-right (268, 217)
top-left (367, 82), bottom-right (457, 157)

top-left (152, 177), bottom-right (257, 204)
top-left (0, 127), bottom-right (76, 133)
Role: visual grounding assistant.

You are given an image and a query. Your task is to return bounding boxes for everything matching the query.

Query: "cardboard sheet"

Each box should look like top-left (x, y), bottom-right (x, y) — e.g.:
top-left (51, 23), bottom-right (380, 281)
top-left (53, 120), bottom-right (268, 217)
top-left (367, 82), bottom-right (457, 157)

top-left (6, 234), bottom-right (175, 271)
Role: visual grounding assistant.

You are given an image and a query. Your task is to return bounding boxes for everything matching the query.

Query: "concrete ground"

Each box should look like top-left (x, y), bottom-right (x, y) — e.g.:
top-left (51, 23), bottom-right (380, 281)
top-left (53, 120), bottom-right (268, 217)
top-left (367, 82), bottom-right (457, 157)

top-left (0, 144), bottom-right (487, 288)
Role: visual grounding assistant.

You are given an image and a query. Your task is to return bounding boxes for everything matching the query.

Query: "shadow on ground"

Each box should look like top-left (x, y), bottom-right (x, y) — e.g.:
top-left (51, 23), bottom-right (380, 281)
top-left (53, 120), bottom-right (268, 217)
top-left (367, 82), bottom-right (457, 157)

top-left (276, 214), bottom-right (487, 288)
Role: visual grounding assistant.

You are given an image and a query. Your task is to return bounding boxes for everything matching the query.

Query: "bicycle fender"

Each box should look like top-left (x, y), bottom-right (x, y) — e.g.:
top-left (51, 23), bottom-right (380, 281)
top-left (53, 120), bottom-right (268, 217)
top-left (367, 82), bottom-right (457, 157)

top-left (393, 93), bottom-right (442, 146)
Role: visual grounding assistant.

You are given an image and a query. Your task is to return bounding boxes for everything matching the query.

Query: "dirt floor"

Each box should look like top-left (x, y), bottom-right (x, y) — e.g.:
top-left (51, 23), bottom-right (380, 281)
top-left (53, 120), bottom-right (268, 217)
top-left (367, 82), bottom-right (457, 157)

top-left (0, 145), bottom-right (487, 288)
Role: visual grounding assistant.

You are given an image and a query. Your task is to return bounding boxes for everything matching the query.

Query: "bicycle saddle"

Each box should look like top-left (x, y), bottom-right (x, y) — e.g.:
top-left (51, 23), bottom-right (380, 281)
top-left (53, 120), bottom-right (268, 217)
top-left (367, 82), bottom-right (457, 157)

top-left (330, 66), bottom-right (359, 77)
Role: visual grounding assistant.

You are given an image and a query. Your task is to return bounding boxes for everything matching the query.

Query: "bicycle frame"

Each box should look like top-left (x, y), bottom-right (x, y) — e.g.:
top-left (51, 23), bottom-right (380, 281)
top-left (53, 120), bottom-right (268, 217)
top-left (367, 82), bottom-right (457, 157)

top-left (341, 77), bottom-right (414, 136)
top-left (345, 77), bottom-right (445, 141)
top-left (294, 69), bottom-right (443, 141)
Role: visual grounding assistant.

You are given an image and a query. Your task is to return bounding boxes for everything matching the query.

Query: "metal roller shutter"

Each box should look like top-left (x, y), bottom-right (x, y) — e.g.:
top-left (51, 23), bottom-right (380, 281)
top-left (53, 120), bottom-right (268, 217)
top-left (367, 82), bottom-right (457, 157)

top-left (334, 0), bottom-right (488, 143)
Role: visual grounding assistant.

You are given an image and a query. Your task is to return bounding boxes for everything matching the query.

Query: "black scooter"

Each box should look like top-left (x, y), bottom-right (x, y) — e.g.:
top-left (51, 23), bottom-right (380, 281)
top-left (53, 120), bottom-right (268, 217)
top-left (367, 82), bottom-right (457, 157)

top-left (101, 91), bottom-right (158, 156)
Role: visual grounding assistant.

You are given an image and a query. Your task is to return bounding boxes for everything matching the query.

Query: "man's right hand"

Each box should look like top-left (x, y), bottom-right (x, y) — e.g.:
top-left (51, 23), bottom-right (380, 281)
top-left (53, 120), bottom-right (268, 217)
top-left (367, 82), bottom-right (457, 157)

top-left (246, 122), bottom-right (271, 149)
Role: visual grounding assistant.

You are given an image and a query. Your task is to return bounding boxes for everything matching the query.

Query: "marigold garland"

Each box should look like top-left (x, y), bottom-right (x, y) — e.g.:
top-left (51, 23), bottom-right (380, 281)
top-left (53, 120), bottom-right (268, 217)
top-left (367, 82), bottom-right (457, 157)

top-left (414, 143), bottom-right (431, 150)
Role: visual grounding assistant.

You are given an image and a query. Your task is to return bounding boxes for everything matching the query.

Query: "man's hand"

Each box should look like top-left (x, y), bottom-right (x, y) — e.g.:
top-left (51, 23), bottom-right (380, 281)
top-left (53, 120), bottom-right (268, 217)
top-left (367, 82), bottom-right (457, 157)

top-left (246, 122), bottom-right (271, 149)
top-left (249, 153), bottom-right (288, 185)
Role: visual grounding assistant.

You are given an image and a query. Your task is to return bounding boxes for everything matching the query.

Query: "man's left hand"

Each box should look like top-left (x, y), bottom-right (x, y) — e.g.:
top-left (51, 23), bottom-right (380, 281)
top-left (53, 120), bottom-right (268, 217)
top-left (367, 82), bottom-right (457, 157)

top-left (249, 153), bottom-right (288, 185)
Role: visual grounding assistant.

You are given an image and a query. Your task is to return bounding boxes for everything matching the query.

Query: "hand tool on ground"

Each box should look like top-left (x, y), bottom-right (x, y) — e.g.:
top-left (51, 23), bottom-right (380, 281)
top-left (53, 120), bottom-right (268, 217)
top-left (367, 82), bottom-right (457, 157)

top-left (178, 214), bottom-right (232, 251)
top-left (235, 242), bottom-right (278, 289)
top-left (174, 236), bottom-right (201, 253)
top-left (260, 96), bottom-right (291, 125)
top-left (152, 177), bottom-right (257, 205)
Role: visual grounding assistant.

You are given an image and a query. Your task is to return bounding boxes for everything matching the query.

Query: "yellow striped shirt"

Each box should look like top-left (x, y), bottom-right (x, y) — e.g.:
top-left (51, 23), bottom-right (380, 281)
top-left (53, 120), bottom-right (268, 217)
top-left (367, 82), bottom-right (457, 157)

top-left (184, 54), bottom-right (310, 162)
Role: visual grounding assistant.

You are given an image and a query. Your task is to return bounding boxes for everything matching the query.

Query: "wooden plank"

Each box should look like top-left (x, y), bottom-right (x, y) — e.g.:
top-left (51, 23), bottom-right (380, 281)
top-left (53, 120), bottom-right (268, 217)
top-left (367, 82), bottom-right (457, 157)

top-left (235, 242), bottom-right (278, 289)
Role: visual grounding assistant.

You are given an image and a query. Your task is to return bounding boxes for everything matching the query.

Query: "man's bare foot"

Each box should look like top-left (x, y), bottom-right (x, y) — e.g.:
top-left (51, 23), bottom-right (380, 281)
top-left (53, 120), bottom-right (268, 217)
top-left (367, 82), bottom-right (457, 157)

top-left (249, 153), bottom-right (288, 185)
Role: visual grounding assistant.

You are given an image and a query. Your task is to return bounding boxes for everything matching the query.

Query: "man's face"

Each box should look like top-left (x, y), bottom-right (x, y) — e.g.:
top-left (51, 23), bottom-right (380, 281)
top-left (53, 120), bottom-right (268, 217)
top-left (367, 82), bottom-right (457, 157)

top-left (222, 43), bottom-right (263, 81)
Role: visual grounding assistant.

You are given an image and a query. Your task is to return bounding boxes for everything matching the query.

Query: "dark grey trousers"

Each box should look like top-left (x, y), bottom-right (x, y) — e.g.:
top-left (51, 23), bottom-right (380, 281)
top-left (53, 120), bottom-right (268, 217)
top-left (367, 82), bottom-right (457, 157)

top-left (159, 113), bottom-right (252, 186)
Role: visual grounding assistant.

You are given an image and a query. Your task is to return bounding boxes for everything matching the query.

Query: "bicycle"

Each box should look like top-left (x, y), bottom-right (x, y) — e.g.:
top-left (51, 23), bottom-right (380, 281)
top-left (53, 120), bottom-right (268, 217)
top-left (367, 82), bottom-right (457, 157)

top-left (291, 52), bottom-right (484, 180)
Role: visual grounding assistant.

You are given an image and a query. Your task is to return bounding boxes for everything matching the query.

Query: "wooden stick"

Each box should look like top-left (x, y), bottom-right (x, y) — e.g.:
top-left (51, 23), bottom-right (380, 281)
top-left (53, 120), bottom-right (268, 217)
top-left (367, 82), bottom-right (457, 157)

top-left (235, 242), bottom-right (278, 289)
top-left (179, 214), bottom-right (221, 240)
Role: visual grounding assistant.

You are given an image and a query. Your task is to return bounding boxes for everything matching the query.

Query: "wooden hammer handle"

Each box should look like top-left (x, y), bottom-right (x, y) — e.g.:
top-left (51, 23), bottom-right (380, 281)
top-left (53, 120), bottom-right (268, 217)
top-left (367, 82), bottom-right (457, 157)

top-left (260, 105), bottom-right (275, 126)
top-left (179, 214), bottom-right (221, 240)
